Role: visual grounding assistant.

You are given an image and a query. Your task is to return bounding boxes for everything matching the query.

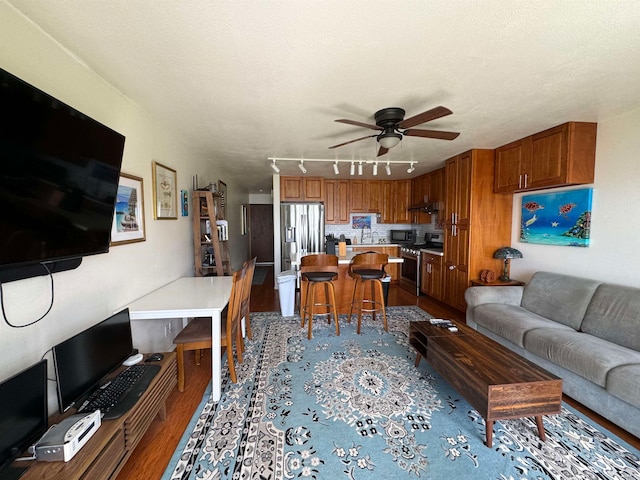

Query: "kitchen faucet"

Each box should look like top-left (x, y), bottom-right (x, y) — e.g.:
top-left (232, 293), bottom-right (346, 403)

top-left (361, 226), bottom-right (371, 244)
top-left (372, 231), bottom-right (379, 244)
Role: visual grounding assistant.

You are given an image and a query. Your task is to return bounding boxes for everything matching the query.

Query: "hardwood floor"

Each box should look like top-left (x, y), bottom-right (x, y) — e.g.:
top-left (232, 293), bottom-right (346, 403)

top-left (117, 266), bottom-right (639, 479)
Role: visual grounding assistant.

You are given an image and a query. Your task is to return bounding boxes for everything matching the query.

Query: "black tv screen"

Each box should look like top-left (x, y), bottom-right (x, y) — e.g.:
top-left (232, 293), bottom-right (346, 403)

top-left (53, 308), bottom-right (134, 413)
top-left (0, 67), bottom-right (125, 269)
top-left (0, 360), bottom-right (47, 476)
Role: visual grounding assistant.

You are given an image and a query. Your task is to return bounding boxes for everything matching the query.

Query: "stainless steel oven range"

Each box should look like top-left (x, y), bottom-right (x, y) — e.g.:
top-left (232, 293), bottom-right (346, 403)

top-left (399, 245), bottom-right (422, 296)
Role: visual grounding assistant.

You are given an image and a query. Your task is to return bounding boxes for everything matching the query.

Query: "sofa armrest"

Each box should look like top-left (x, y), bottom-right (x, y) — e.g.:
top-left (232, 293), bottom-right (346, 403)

top-left (464, 286), bottom-right (524, 327)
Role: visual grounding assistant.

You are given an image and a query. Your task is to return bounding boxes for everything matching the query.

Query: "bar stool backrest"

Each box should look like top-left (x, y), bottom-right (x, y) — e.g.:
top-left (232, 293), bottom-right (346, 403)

top-left (348, 252), bottom-right (388, 277)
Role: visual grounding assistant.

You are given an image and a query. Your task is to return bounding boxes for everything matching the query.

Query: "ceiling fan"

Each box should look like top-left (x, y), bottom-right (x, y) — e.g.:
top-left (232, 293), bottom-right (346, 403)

top-left (329, 106), bottom-right (460, 157)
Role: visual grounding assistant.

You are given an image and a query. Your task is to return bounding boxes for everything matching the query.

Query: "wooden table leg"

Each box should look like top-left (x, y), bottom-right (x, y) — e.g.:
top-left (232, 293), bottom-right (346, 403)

top-left (485, 420), bottom-right (494, 448)
top-left (415, 353), bottom-right (422, 367)
top-left (535, 416), bottom-right (546, 442)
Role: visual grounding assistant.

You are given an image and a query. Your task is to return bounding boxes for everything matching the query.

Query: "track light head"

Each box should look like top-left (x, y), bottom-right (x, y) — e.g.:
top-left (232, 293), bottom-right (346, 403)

top-left (373, 162), bottom-right (378, 176)
top-left (407, 162), bottom-right (415, 174)
top-left (350, 162), bottom-right (355, 176)
top-left (333, 162), bottom-right (339, 175)
top-left (357, 162), bottom-right (363, 175)
top-left (270, 161), bottom-right (280, 173)
top-left (385, 162), bottom-right (391, 176)
top-left (298, 161), bottom-right (307, 174)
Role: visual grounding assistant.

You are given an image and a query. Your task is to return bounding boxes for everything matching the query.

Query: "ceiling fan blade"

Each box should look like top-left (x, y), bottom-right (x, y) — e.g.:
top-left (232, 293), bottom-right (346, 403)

top-left (328, 134), bottom-right (377, 149)
top-left (403, 128), bottom-right (460, 140)
top-left (398, 106), bottom-right (453, 129)
top-left (335, 119), bottom-right (383, 130)
top-left (377, 146), bottom-right (389, 157)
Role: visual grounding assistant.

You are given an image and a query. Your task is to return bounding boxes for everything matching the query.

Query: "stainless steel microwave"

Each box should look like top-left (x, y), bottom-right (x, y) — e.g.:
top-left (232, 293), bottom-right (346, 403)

top-left (390, 229), bottom-right (417, 244)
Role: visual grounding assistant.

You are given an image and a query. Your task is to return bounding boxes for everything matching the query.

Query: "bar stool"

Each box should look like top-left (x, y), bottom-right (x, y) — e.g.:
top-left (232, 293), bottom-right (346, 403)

top-left (300, 254), bottom-right (340, 339)
top-left (348, 252), bottom-right (389, 334)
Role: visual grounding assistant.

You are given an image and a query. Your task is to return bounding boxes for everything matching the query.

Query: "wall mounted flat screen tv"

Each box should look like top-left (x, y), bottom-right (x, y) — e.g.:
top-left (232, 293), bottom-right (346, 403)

top-left (53, 308), bottom-right (134, 413)
top-left (0, 67), bottom-right (125, 275)
top-left (0, 359), bottom-right (47, 478)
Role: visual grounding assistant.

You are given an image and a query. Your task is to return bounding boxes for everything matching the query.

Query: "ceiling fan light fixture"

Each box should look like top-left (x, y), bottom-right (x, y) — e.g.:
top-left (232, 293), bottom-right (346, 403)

top-left (350, 162), bottom-right (355, 176)
top-left (270, 160), bottom-right (280, 173)
top-left (377, 131), bottom-right (402, 149)
top-left (385, 162), bottom-right (392, 176)
top-left (298, 161), bottom-right (307, 174)
top-left (373, 162), bottom-right (378, 176)
top-left (333, 162), bottom-right (340, 175)
top-left (407, 162), bottom-right (415, 174)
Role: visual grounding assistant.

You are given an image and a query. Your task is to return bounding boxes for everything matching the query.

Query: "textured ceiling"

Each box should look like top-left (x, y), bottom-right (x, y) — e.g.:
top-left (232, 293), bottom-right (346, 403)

top-left (7, 0), bottom-right (640, 193)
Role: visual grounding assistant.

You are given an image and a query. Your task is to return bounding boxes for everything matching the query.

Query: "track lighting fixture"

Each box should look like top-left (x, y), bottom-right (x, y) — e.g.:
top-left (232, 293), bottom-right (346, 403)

top-left (267, 158), bottom-right (418, 177)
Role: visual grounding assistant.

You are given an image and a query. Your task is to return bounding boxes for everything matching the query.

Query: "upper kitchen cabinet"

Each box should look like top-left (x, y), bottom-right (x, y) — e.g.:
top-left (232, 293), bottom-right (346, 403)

top-left (383, 179), bottom-right (410, 224)
top-left (409, 168), bottom-right (444, 224)
top-left (325, 179), bottom-right (349, 224)
top-left (280, 176), bottom-right (325, 202)
top-left (366, 180), bottom-right (383, 214)
top-left (494, 122), bottom-right (597, 193)
top-left (349, 180), bottom-right (366, 212)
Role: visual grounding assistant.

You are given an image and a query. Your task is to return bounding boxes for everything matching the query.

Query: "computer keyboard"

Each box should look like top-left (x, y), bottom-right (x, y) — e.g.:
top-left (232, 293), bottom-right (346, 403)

top-left (78, 364), bottom-right (160, 420)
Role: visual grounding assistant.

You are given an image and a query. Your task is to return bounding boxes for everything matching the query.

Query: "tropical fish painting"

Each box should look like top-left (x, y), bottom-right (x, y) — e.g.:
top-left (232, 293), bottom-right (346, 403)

top-left (520, 188), bottom-right (593, 247)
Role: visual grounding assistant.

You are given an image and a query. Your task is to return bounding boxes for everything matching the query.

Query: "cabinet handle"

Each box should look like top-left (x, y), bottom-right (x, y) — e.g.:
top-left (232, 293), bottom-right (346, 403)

top-left (524, 173), bottom-right (528, 189)
top-left (518, 174), bottom-right (522, 189)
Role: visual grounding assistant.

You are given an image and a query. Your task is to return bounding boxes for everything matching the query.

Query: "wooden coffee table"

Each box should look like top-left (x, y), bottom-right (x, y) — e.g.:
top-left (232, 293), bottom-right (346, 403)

top-left (410, 320), bottom-right (562, 447)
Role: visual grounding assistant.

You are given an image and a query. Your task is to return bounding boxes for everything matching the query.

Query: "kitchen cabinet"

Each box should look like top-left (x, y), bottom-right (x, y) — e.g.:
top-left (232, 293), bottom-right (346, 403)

top-left (388, 179), bottom-right (411, 224)
top-left (443, 150), bottom-right (513, 311)
top-left (421, 253), bottom-right (443, 300)
top-left (410, 168), bottom-right (445, 224)
top-left (280, 176), bottom-right (325, 202)
top-left (349, 180), bottom-right (366, 212)
top-left (494, 122), bottom-right (597, 193)
top-left (365, 180), bottom-right (383, 214)
top-left (325, 180), bottom-right (349, 224)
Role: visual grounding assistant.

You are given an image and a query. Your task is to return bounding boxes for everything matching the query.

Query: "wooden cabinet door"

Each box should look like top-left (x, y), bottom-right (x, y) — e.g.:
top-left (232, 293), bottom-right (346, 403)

top-left (394, 179), bottom-right (411, 223)
top-left (349, 180), bottom-right (366, 212)
top-left (526, 124), bottom-right (567, 189)
top-left (494, 138), bottom-right (527, 193)
top-left (443, 224), bottom-right (469, 311)
top-left (303, 177), bottom-right (324, 202)
top-left (381, 181), bottom-right (394, 224)
top-left (366, 180), bottom-right (383, 213)
top-left (336, 180), bottom-right (349, 223)
top-left (421, 254), bottom-right (443, 300)
top-left (324, 180), bottom-right (337, 224)
top-left (430, 168), bottom-right (444, 212)
top-left (280, 176), bottom-right (304, 201)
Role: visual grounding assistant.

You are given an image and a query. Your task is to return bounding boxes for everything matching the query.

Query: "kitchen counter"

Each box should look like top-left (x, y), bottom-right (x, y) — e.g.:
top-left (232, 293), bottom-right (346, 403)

top-left (290, 251), bottom-right (403, 267)
top-left (420, 248), bottom-right (444, 257)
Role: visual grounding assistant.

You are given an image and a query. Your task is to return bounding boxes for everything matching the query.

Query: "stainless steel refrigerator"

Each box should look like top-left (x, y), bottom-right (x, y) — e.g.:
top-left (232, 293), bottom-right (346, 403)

top-left (281, 203), bottom-right (325, 271)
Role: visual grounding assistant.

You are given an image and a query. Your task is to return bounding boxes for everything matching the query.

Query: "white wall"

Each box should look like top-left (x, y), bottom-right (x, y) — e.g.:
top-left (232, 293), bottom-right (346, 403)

top-left (510, 106), bottom-right (640, 287)
top-left (0, 3), bottom-right (248, 412)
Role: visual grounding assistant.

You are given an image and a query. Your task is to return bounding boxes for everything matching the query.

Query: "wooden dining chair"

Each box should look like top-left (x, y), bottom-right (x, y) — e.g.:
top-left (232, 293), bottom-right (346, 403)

top-left (173, 265), bottom-right (246, 392)
top-left (240, 257), bottom-right (257, 340)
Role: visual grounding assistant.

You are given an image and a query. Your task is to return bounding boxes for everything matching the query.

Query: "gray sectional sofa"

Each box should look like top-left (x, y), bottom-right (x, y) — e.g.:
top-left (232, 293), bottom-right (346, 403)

top-left (464, 271), bottom-right (640, 438)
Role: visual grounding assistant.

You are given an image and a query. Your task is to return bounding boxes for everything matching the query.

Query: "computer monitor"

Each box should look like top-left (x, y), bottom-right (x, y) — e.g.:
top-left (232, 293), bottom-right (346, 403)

top-left (0, 360), bottom-right (48, 479)
top-left (53, 309), bottom-right (134, 413)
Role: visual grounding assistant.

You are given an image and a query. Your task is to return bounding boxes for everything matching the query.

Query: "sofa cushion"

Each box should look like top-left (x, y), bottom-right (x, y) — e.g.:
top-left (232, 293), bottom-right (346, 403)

top-left (520, 272), bottom-right (601, 330)
top-left (524, 328), bottom-right (640, 387)
top-left (581, 283), bottom-right (640, 352)
top-left (474, 304), bottom-right (574, 348)
top-left (606, 364), bottom-right (640, 410)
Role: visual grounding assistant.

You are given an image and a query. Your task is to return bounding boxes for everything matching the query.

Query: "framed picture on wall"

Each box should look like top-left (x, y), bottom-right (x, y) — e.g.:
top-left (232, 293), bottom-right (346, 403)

top-left (152, 161), bottom-right (177, 219)
top-left (111, 173), bottom-right (146, 245)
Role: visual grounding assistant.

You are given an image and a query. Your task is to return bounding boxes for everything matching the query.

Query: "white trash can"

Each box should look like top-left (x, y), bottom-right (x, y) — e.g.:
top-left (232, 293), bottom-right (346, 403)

top-left (276, 270), bottom-right (297, 317)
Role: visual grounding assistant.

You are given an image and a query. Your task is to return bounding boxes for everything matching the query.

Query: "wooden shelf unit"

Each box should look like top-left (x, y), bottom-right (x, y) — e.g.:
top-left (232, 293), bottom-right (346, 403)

top-left (20, 353), bottom-right (177, 480)
top-left (192, 190), bottom-right (232, 276)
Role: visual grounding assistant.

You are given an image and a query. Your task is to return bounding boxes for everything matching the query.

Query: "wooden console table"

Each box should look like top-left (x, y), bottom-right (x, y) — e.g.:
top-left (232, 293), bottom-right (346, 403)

top-left (20, 353), bottom-right (177, 480)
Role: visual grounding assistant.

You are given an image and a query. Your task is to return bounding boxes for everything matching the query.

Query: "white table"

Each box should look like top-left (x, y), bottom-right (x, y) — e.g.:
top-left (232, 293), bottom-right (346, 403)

top-left (121, 276), bottom-right (233, 402)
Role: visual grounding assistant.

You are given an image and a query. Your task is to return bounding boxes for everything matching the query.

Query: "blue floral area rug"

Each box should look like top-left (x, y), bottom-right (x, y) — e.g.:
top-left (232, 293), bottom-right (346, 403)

top-left (162, 307), bottom-right (640, 480)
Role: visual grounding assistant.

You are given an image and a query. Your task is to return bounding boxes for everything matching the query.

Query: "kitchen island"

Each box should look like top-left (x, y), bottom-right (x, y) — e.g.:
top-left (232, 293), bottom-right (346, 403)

top-left (291, 251), bottom-right (403, 314)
